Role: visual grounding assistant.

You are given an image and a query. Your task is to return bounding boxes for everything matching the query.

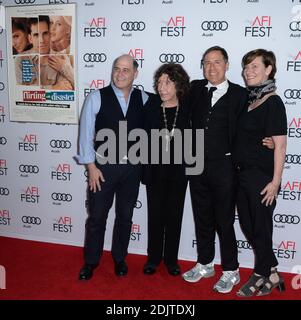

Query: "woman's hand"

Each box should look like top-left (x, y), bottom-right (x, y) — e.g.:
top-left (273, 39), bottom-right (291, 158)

top-left (260, 181), bottom-right (279, 206)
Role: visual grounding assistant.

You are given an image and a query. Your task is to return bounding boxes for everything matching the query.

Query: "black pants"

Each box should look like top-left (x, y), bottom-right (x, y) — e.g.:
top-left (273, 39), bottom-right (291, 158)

top-left (189, 157), bottom-right (238, 271)
top-left (146, 179), bottom-right (188, 267)
top-left (84, 164), bottom-right (141, 265)
top-left (236, 167), bottom-right (278, 277)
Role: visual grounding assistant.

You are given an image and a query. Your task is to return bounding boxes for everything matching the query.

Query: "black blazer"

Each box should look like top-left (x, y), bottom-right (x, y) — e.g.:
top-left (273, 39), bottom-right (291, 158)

top-left (141, 93), bottom-right (190, 184)
top-left (189, 79), bottom-right (247, 149)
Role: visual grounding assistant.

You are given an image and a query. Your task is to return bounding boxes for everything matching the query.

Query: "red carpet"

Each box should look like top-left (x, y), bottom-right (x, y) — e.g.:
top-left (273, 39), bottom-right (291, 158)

top-left (0, 236), bottom-right (299, 300)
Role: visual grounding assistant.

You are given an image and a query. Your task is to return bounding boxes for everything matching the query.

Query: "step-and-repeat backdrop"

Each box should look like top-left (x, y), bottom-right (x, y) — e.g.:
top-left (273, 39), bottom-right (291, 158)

top-left (0, 0), bottom-right (300, 273)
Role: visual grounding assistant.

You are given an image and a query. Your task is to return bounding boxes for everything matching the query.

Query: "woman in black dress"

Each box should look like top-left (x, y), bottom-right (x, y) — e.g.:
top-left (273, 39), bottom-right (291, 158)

top-left (142, 63), bottom-right (190, 276)
top-left (234, 49), bottom-right (287, 297)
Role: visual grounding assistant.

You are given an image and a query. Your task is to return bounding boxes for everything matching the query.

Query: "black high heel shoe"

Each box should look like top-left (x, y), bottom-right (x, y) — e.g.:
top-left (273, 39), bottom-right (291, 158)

top-left (256, 269), bottom-right (285, 296)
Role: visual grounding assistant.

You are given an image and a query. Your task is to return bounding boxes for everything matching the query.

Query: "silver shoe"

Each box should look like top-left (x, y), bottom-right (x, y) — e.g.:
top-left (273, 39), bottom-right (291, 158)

top-left (213, 269), bottom-right (240, 293)
top-left (182, 262), bottom-right (215, 283)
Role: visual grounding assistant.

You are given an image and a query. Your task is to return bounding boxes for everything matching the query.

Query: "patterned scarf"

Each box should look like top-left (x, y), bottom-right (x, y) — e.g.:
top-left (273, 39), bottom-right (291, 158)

top-left (247, 79), bottom-right (276, 105)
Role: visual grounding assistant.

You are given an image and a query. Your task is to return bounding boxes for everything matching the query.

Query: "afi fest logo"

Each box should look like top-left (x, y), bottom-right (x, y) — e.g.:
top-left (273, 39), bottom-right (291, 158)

top-left (287, 51), bottom-right (301, 71)
top-left (130, 224), bottom-right (141, 241)
top-left (18, 134), bottom-right (38, 152)
top-left (0, 209), bottom-right (10, 226)
top-left (0, 49), bottom-right (4, 68)
top-left (53, 216), bottom-right (73, 233)
top-left (84, 17), bottom-right (106, 37)
top-left (84, 79), bottom-right (105, 97)
top-left (0, 105), bottom-right (5, 123)
top-left (274, 241), bottom-right (297, 260)
top-left (288, 117), bottom-right (301, 139)
top-left (279, 181), bottom-right (301, 201)
top-left (128, 49), bottom-right (144, 68)
top-left (245, 16), bottom-right (272, 37)
top-left (161, 16), bottom-right (186, 37)
top-left (0, 159), bottom-right (7, 176)
top-left (20, 186), bottom-right (40, 204)
top-left (51, 163), bottom-right (72, 181)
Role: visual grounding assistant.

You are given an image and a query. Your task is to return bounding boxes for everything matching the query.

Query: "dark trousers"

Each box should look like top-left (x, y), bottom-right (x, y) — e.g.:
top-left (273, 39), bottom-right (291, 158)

top-left (189, 157), bottom-right (238, 271)
top-left (84, 164), bottom-right (141, 265)
top-left (236, 168), bottom-right (278, 277)
top-left (146, 179), bottom-right (188, 267)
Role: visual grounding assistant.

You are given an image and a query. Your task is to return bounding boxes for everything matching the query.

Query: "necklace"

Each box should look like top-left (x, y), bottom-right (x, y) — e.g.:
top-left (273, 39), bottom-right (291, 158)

top-left (162, 104), bottom-right (179, 152)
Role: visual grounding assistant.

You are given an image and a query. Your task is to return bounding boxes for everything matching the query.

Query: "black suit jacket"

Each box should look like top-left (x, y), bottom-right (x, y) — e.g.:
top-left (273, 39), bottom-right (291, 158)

top-left (141, 93), bottom-right (190, 184)
top-left (189, 79), bottom-right (247, 150)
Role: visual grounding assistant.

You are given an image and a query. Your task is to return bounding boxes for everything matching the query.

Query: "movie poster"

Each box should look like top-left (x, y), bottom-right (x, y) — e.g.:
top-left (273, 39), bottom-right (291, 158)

top-left (6, 3), bottom-right (77, 124)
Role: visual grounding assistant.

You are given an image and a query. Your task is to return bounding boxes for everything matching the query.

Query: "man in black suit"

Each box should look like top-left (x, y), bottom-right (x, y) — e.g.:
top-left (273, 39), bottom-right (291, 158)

top-left (182, 46), bottom-right (246, 293)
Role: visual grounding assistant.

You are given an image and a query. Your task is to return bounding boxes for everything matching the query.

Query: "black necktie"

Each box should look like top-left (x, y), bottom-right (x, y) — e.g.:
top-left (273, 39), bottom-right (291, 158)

top-left (207, 86), bottom-right (217, 107)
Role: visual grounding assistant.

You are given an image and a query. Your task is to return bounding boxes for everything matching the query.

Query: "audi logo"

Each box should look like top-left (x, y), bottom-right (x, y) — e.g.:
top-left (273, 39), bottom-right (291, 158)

top-left (19, 164), bottom-right (39, 174)
top-left (0, 137), bottom-right (7, 145)
top-left (121, 21), bottom-right (146, 31)
top-left (133, 84), bottom-right (145, 90)
top-left (134, 200), bottom-right (142, 209)
top-left (0, 27), bottom-right (3, 35)
top-left (286, 154), bottom-right (301, 164)
top-left (201, 21), bottom-right (228, 31)
top-left (0, 187), bottom-right (9, 196)
top-left (284, 89), bottom-right (301, 99)
top-left (159, 53), bottom-right (185, 63)
top-left (14, 0), bottom-right (36, 3)
top-left (83, 53), bottom-right (107, 63)
top-left (289, 21), bottom-right (301, 32)
top-left (21, 216), bottom-right (41, 225)
top-left (50, 139), bottom-right (71, 149)
top-left (51, 192), bottom-right (72, 202)
top-left (236, 240), bottom-right (252, 249)
top-left (0, 82), bottom-right (4, 91)
top-left (274, 214), bottom-right (300, 224)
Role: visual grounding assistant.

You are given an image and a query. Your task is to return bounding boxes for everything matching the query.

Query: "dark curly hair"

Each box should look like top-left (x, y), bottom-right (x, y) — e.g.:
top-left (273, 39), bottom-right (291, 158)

top-left (153, 63), bottom-right (190, 101)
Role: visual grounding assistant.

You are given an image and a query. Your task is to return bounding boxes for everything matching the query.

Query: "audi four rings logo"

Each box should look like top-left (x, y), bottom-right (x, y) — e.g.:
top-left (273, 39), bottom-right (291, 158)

top-left (290, 21), bottom-right (301, 31)
top-left (0, 187), bottom-right (9, 196)
top-left (201, 21), bottom-right (228, 31)
top-left (14, 0), bottom-right (35, 3)
top-left (121, 21), bottom-right (146, 31)
top-left (159, 54), bottom-right (185, 63)
top-left (83, 53), bottom-right (107, 63)
top-left (19, 164), bottom-right (39, 174)
top-left (274, 214), bottom-right (300, 224)
top-left (134, 200), bottom-right (142, 209)
top-left (236, 240), bottom-right (252, 249)
top-left (21, 216), bottom-right (41, 225)
top-left (286, 154), bottom-right (301, 164)
top-left (133, 84), bottom-right (145, 90)
top-left (50, 139), bottom-right (71, 149)
top-left (0, 137), bottom-right (7, 145)
top-left (51, 192), bottom-right (72, 202)
top-left (284, 89), bottom-right (301, 99)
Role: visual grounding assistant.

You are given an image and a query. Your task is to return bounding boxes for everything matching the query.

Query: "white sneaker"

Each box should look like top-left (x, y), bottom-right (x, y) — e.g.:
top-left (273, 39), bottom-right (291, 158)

top-left (213, 269), bottom-right (240, 293)
top-left (182, 262), bottom-right (215, 283)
